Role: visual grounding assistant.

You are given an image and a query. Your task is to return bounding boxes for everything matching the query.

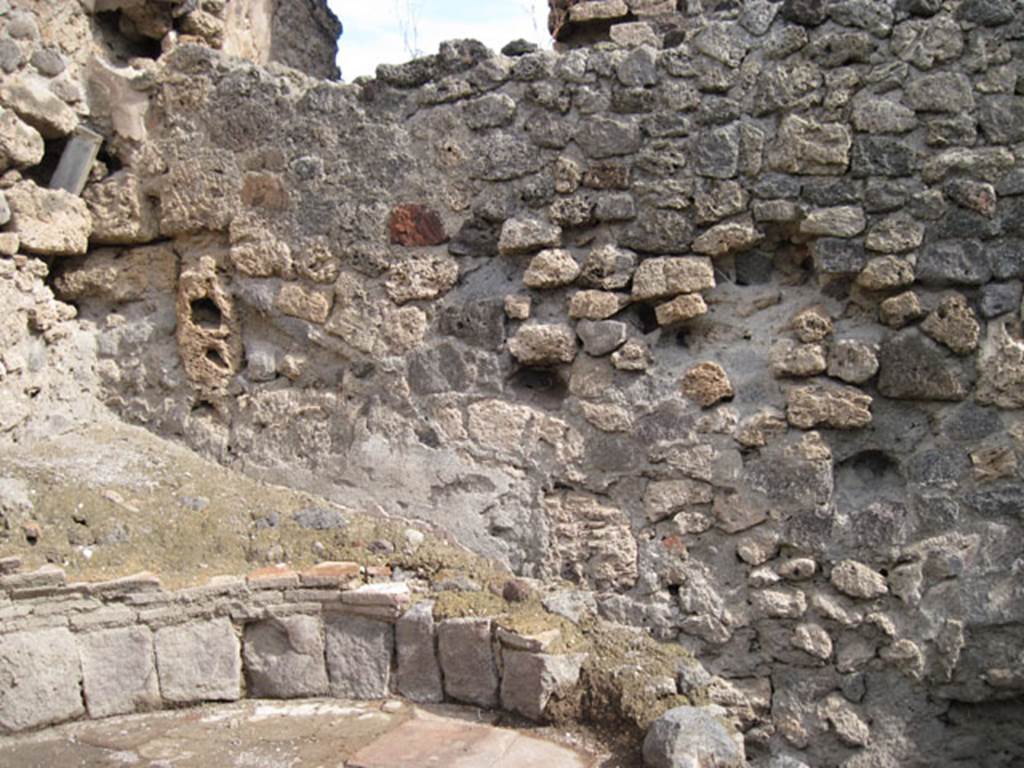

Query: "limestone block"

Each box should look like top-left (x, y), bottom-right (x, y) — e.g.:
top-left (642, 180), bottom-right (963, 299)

top-left (977, 318), bottom-right (1024, 409)
top-left (498, 217), bottom-right (562, 256)
top-left (79, 626), bottom-right (161, 718)
top-left (159, 150), bottom-right (242, 236)
top-left (86, 57), bottom-right (151, 142)
top-left (523, 249), bottom-right (581, 288)
top-left (0, 107), bottom-right (43, 172)
top-left (275, 283), bottom-right (333, 325)
top-left (5, 182), bottom-right (91, 257)
top-left (681, 361), bottom-right (734, 408)
top-left (324, 614), bottom-right (393, 699)
top-left (396, 602), bottom-right (443, 703)
top-left (770, 341), bottom-right (828, 378)
top-left (645, 479), bottom-right (715, 523)
top-left (827, 340), bottom-right (879, 385)
top-left (568, 290), bottom-right (629, 321)
top-left (632, 257), bottom-right (715, 301)
top-left (83, 171), bottom-right (160, 245)
top-left (54, 244), bottom-right (177, 304)
top-left (921, 294), bottom-right (980, 356)
top-left (154, 619), bottom-right (242, 703)
top-left (545, 491), bottom-right (638, 591)
top-left (830, 560), bottom-right (888, 600)
top-left (500, 651), bottom-right (584, 721)
top-left (0, 73), bottom-right (78, 139)
top-left (692, 218), bottom-right (763, 257)
top-left (857, 256), bottom-right (915, 290)
top-left (611, 338), bottom-right (651, 371)
top-left (768, 115), bottom-right (852, 175)
top-left (786, 384), bottom-right (872, 429)
top-left (243, 616), bottom-right (329, 699)
top-left (437, 618), bottom-right (499, 708)
top-left (385, 254), bottom-right (459, 304)
top-left (508, 323), bottom-right (578, 365)
top-left (0, 628), bottom-right (84, 733)
top-left (578, 246), bottom-right (636, 291)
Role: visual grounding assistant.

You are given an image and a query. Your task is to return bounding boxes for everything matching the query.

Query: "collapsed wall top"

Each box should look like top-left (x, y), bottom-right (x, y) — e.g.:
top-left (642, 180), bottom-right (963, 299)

top-left (79, 0), bottom-right (342, 80)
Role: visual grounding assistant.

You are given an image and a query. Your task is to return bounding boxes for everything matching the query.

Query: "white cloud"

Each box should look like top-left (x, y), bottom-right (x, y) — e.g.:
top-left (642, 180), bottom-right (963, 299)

top-left (328, 0), bottom-right (551, 80)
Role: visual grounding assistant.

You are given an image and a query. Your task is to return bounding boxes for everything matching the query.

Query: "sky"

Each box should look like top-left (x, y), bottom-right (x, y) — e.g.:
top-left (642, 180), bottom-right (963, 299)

top-left (327, 1), bottom-right (552, 80)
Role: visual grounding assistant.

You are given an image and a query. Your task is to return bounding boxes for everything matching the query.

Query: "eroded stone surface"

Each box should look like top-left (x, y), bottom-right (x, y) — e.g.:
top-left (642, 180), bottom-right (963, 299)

top-left (325, 615), bottom-right (393, 700)
top-left (79, 626), bottom-right (160, 718)
top-left (243, 616), bottom-right (329, 699)
top-left (155, 619), bottom-right (242, 704)
top-left (0, 629), bottom-right (83, 733)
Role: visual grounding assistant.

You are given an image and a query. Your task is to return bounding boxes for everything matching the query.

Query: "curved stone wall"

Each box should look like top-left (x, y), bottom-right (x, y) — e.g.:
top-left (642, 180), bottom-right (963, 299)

top-left (0, 559), bottom-right (604, 734)
top-left (2, 0), bottom-right (1024, 765)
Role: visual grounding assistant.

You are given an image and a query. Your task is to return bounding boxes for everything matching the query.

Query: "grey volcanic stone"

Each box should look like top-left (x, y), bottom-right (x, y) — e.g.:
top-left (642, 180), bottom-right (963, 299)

top-left (325, 614), bottom-right (393, 699)
top-left (906, 73), bottom-right (975, 114)
top-left (980, 282), bottom-right (1023, 319)
top-left (620, 209), bottom-right (694, 253)
top-left (438, 617), bottom-right (498, 708)
top-left (978, 96), bottom-right (1024, 144)
top-left (988, 240), bottom-right (1024, 280)
top-left (851, 137), bottom-right (919, 178)
top-left (396, 602), bottom-right (443, 703)
top-left (916, 240), bottom-right (991, 286)
top-left (577, 320), bottom-right (628, 356)
top-left (500, 651), bottom-right (584, 721)
top-left (958, 0), bottom-right (1016, 25)
top-left (643, 705), bottom-right (745, 768)
top-left (693, 124), bottom-right (740, 179)
top-left (0, 629), bottom-right (84, 733)
top-left (243, 616), bottom-right (329, 698)
top-left (575, 116), bottom-right (642, 159)
top-left (79, 626), bottom-right (160, 718)
top-left (155, 619), bottom-right (242, 704)
top-left (878, 330), bottom-right (974, 401)
top-left (812, 238), bottom-right (868, 274)
top-left (781, 0), bottom-right (828, 26)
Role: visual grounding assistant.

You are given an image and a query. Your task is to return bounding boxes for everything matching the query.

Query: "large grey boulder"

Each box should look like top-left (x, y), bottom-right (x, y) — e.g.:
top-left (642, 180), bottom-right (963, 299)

top-left (396, 602), bottom-right (444, 703)
top-left (154, 619), bottom-right (242, 704)
top-left (324, 614), bottom-right (393, 699)
top-left (0, 629), bottom-right (84, 733)
top-left (243, 616), bottom-right (329, 698)
top-left (500, 651), bottom-right (584, 721)
top-left (79, 626), bottom-right (161, 718)
top-left (643, 705), bottom-right (745, 768)
top-left (437, 617), bottom-right (499, 708)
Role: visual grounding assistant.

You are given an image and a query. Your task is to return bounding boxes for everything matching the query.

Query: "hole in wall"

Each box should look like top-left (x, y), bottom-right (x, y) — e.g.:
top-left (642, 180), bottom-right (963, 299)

top-left (205, 347), bottom-right (228, 370)
top-left (95, 11), bottom-right (164, 61)
top-left (507, 367), bottom-right (568, 410)
top-left (191, 399), bottom-right (216, 417)
top-left (835, 449), bottom-right (903, 505)
top-left (24, 137), bottom-right (69, 187)
top-left (634, 304), bottom-right (659, 335)
top-left (190, 297), bottom-right (224, 331)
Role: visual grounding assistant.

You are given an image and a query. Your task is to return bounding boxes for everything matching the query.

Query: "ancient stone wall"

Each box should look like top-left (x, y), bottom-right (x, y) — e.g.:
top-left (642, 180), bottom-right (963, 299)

top-left (2, 0), bottom-right (1024, 765)
top-left (0, 561), bottom-right (522, 732)
top-left (0, 556), bottom-right (704, 740)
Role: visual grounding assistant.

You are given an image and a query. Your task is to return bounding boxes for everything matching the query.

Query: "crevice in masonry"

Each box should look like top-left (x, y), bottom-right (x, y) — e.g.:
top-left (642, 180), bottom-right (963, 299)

top-left (23, 137), bottom-right (69, 188)
top-left (94, 11), bottom-right (164, 62)
top-left (507, 367), bottom-right (569, 411)
top-left (190, 298), bottom-right (224, 331)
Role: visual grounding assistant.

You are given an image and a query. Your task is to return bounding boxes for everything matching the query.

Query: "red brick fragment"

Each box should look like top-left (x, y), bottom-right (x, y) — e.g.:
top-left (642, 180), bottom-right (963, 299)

top-left (389, 204), bottom-right (447, 247)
